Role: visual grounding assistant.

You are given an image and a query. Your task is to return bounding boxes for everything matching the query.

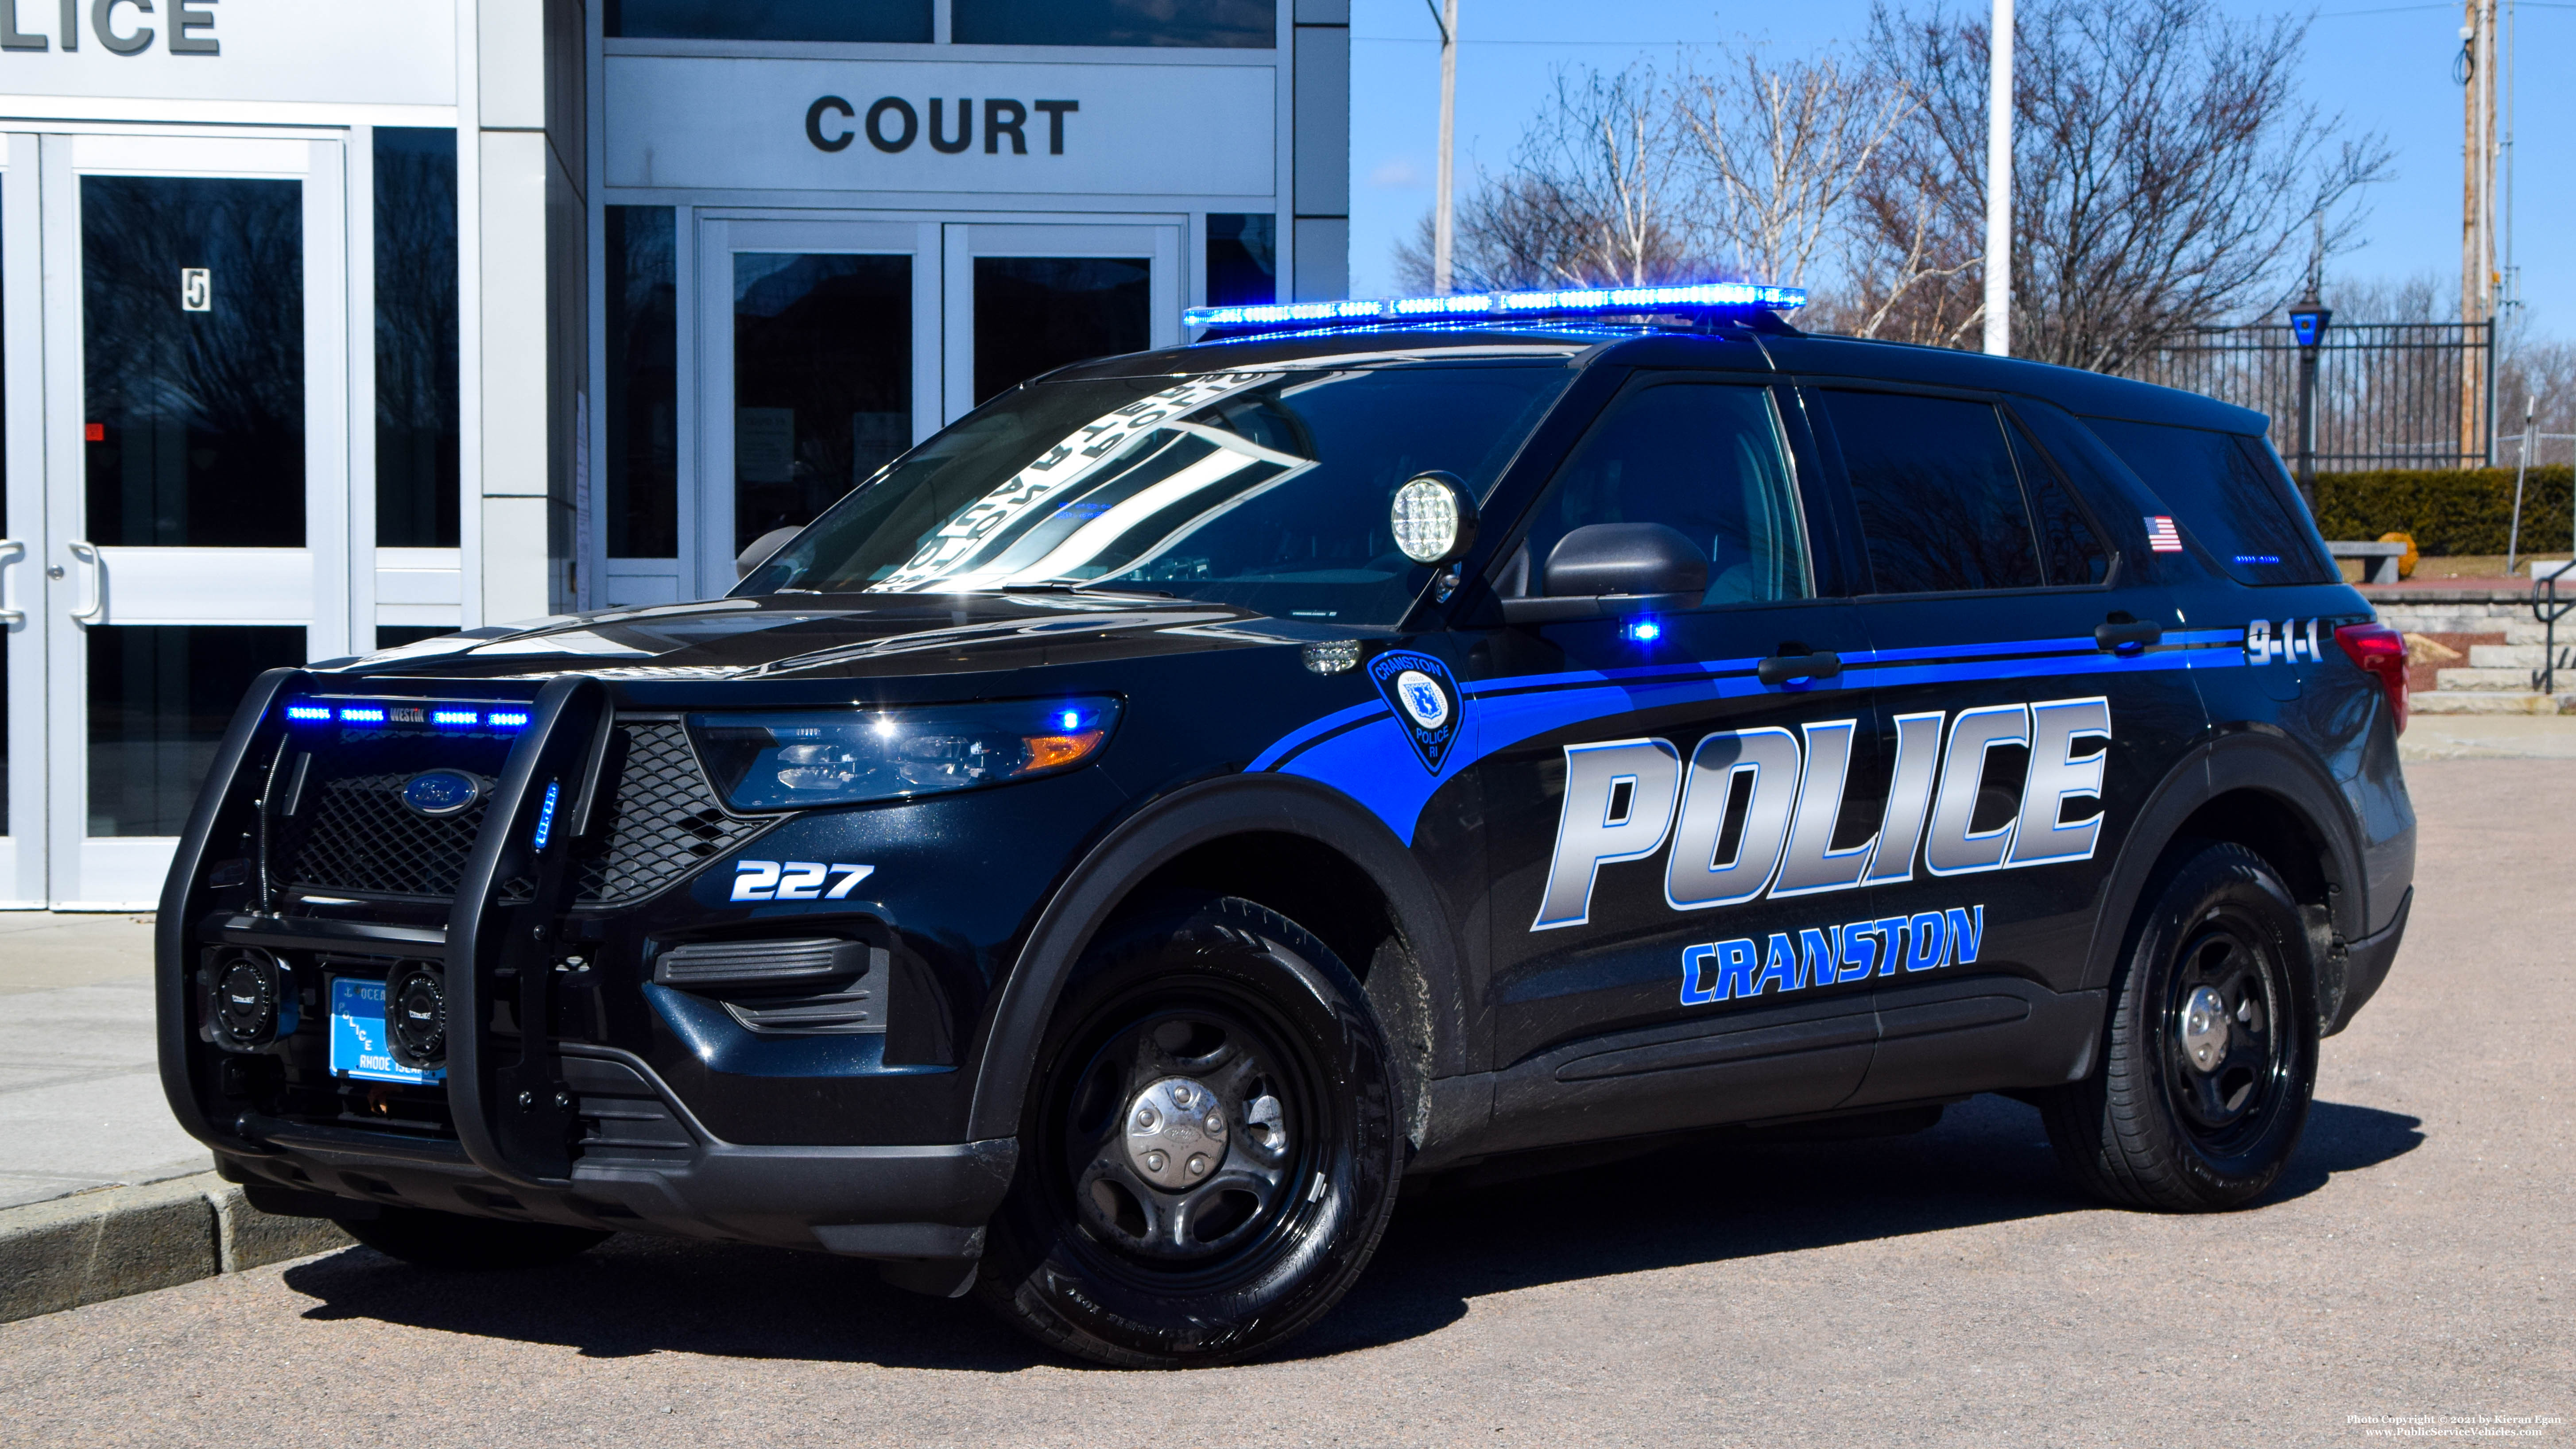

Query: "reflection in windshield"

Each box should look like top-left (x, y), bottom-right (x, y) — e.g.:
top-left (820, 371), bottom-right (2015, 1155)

top-left (741, 362), bottom-right (1575, 627)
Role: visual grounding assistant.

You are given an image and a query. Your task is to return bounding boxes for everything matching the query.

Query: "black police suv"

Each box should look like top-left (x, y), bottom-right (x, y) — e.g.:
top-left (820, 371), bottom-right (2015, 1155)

top-left (159, 294), bottom-right (2414, 1368)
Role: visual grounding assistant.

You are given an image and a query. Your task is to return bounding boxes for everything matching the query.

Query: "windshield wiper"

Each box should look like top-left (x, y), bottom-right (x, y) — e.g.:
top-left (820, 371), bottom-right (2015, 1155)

top-left (992, 581), bottom-right (1178, 599)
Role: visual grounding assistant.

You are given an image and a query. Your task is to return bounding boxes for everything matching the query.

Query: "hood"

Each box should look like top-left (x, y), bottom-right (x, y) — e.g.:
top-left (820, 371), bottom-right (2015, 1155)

top-left (334, 591), bottom-right (1362, 681)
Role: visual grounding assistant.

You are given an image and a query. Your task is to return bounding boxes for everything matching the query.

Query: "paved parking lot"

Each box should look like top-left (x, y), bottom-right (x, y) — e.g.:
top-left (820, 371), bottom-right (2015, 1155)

top-left (0, 756), bottom-right (2565, 1447)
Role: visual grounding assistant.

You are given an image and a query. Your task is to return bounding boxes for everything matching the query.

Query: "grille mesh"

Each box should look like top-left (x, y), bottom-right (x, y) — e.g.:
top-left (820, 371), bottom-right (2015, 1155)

top-left (280, 720), bottom-right (764, 907)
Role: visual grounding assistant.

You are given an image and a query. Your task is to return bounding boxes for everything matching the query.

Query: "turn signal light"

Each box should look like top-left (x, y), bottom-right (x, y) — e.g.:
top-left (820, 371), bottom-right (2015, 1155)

top-left (2334, 622), bottom-right (2408, 735)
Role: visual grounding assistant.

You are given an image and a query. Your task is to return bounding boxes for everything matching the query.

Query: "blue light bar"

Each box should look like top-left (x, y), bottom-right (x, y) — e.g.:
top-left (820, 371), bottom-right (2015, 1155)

top-left (1184, 280), bottom-right (1805, 332)
top-left (487, 710), bottom-right (531, 730)
top-left (532, 781), bottom-right (561, 850)
top-left (337, 706), bottom-right (387, 724)
top-left (282, 704), bottom-right (333, 723)
top-left (429, 709), bottom-right (480, 726)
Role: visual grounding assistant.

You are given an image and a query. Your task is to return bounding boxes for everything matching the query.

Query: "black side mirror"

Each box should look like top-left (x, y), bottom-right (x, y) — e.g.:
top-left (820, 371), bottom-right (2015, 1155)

top-left (736, 526), bottom-right (805, 582)
top-left (1500, 522), bottom-right (1707, 623)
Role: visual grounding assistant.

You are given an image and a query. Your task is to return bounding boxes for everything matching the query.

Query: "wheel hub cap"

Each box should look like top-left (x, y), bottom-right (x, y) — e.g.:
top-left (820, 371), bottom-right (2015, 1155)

top-left (1124, 1076), bottom-right (1228, 1190)
top-left (2178, 984), bottom-right (2231, 1072)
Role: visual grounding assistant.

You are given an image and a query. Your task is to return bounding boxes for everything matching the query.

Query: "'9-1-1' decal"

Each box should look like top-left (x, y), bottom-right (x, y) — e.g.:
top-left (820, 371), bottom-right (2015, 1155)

top-left (1534, 697), bottom-right (2110, 931)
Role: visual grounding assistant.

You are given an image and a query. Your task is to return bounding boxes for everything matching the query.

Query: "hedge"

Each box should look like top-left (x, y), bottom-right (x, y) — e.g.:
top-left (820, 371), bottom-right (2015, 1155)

top-left (2312, 466), bottom-right (2576, 557)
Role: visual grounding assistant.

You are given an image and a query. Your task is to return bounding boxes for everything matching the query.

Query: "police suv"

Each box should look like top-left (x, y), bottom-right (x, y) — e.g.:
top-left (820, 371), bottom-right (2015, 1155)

top-left (159, 283), bottom-right (2414, 1368)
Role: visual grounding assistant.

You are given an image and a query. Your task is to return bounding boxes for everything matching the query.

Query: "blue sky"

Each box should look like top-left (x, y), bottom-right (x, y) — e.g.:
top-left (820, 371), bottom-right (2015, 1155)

top-left (1347, 0), bottom-right (2572, 336)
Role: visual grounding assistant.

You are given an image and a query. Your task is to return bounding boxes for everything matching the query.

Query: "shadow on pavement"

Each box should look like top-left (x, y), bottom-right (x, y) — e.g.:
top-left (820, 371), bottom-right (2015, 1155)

top-left (276, 1094), bottom-right (2421, 1369)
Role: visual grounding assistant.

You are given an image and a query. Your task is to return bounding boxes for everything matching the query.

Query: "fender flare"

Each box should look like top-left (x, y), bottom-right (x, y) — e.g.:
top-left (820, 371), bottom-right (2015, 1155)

top-left (2081, 726), bottom-right (2369, 994)
top-left (963, 773), bottom-right (1471, 1143)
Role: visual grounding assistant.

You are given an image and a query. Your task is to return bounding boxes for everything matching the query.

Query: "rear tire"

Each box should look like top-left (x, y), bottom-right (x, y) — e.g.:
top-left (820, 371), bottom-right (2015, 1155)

top-left (976, 894), bottom-right (1402, 1368)
top-left (343, 1206), bottom-right (612, 1270)
top-left (2042, 841), bottom-right (2318, 1211)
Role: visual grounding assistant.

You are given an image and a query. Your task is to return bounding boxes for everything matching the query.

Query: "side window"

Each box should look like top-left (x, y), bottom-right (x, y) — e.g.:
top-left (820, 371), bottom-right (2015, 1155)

top-left (2003, 419), bottom-right (2110, 585)
top-left (2084, 418), bottom-right (2337, 586)
top-left (1507, 383), bottom-right (1812, 606)
top-left (1823, 390), bottom-right (2044, 594)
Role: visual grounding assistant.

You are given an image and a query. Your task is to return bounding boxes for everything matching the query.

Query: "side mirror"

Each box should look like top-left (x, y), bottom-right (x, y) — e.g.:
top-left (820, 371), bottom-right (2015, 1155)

top-left (736, 526), bottom-right (805, 582)
top-left (1501, 522), bottom-right (1707, 623)
top-left (1390, 471), bottom-right (1480, 565)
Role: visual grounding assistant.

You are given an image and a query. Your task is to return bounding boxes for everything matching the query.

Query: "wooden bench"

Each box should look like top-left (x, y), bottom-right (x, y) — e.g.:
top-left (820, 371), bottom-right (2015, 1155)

top-left (2326, 540), bottom-right (2407, 584)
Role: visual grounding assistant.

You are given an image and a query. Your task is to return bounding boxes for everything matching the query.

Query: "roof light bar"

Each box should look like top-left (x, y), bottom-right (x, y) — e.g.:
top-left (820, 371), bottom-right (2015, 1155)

top-left (1184, 280), bottom-right (1805, 333)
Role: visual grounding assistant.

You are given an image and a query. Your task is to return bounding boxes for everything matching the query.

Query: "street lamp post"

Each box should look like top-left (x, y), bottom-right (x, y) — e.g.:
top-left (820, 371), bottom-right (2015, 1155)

top-left (2288, 292), bottom-right (2333, 512)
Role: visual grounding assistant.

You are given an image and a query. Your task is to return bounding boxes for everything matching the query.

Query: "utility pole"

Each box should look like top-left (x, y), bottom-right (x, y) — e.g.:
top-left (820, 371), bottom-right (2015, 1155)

top-left (1982, 0), bottom-right (2014, 356)
top-left (1429, 0), bottom-right (1460, 294)
top-left (2461, 0), bottom-right (2498, 463)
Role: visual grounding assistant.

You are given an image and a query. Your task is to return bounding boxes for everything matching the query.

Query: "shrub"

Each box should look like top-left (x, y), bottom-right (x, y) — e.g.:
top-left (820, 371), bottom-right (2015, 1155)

top-left (2313, 466), bottom-right (2576, 556)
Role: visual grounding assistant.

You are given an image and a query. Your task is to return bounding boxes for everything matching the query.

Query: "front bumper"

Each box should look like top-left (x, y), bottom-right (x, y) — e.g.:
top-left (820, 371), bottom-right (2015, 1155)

top-left (160, 671), bottom-right (1015, 1259)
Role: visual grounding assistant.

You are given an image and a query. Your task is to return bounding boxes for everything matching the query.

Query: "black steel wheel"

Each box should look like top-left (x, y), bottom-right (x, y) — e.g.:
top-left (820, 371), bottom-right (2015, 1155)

top-left (976, 894), bottom-right (1402, 1368)
top-left (2042, 841), bottom-right (2318, 1211)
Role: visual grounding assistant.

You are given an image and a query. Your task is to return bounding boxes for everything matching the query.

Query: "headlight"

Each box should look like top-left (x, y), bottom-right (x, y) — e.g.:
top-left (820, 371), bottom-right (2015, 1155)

top-left (688, 697), bottom-right (1121, 811)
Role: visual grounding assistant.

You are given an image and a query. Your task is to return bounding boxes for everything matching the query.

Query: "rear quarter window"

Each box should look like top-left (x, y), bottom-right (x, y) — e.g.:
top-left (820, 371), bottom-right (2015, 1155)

top-left (2084, 418), bottom-right (2336, 585)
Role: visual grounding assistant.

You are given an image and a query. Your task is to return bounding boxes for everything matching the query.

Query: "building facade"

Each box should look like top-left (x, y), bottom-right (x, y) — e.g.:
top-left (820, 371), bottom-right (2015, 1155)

top-left (0, 0), bottom-right (1350, 908)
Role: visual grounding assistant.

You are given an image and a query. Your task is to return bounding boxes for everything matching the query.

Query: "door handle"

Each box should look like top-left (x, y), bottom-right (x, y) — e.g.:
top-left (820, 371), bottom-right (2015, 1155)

top-left (66, 541), bottom-right (105, 625)
top-left (0, 538), bottom-right (21, 626)
top-left (2094, 616), bottom-right (2162, 654)
top-left (1756, 649), bottom-right (1842, 686)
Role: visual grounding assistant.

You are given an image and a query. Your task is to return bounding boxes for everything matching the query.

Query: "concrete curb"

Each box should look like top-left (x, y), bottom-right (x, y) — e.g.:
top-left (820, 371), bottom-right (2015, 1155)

top-left (0, 1174), bottom-right (354, 1325)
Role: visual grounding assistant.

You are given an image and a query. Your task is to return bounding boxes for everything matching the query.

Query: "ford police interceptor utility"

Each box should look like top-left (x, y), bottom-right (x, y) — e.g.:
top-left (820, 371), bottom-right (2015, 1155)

top-left (158, 282), bottom-right (2414, 1368)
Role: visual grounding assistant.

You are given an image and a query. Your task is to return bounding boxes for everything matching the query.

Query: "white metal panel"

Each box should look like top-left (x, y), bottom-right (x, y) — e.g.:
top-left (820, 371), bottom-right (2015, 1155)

top-left (70, 134), bottom-right (311, 177)
top-left (62, 837), bottom-right (178, 912)
top-left (1, 4), bottom-right (457, 109)
top-left (1, 134), bottom-right (42, 904)
top-left (87, 549), bottom-right (315, 625)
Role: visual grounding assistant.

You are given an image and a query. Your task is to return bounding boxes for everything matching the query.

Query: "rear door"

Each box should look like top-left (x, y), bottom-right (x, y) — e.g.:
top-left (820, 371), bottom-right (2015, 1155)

top-left (1468, 377), bottom-right (1881, 1152)
top-left (1805, 385), bottom-right (2202, 1105)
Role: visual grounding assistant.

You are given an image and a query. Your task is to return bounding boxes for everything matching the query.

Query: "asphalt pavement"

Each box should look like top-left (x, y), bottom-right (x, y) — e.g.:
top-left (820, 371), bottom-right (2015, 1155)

top-left (0, 753), bottom-right (2566, 1447)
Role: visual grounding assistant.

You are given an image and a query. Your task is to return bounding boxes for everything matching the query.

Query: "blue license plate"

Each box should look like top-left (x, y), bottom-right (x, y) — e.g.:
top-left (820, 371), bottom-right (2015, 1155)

top-left (329, 977), bottom-right (443, 1084)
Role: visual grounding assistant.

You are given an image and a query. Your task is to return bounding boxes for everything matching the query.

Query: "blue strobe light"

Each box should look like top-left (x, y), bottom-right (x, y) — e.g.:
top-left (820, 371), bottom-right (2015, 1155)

top-left (1184, 280), bottom-right (1806, 334)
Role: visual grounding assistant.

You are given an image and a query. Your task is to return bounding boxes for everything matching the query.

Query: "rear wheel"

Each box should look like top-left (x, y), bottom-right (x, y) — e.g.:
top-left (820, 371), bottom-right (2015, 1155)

top-left (343, 1206), bottom-right (611, 1270)
top-left (976, 895), bottom-right (1402, 1368)
top-left (2042, 841), bottom-right (2318, 1211)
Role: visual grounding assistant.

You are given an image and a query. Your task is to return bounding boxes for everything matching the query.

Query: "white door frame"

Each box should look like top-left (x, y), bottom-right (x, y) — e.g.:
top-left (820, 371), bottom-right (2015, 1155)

top-left (36, 131), bottom-right (349, 909)
top-left (0, 134), bottom-right (45, 908)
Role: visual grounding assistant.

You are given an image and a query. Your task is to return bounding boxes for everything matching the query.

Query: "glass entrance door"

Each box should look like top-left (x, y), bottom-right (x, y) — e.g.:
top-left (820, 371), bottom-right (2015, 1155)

top-left (692, 217), bottom-right (940, 600)
top-left (940, 222), bottom-right (1181, 423)
top-left (39, 135), bottom-right (347, 908)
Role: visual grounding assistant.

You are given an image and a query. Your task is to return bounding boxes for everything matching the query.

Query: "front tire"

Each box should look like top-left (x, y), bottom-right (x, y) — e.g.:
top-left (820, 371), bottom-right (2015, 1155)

top-left (976, 895), bottom-right (1402, 1368)
top-left (2043, 841), bottom-right (2319, 1211)
top-left (343, 1206), bottom-right (612, 1270)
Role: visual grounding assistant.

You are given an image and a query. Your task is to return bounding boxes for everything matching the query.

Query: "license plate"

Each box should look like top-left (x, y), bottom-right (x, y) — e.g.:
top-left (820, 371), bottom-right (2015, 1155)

top-left (329, 976), bottom-right (443, 1085)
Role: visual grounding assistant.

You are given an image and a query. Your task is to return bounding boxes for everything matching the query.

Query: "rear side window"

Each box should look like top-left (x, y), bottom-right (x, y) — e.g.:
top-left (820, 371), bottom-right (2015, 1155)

top-left (1825, 390), bottom-right (2098, 593)
top-left (2084, 418), bottom-right (2336, 585)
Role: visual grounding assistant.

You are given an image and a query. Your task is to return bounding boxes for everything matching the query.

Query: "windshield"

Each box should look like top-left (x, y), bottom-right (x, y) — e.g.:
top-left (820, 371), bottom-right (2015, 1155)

top-left (736, 363), bottom-right (1576, 625)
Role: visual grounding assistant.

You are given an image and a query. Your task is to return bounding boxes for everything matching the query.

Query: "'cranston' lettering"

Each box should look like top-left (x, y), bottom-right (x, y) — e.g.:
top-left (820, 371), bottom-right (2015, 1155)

top-left (1534, 697), bottom-right (2110, 931)
top-left (1680, 904), bottom-right (1986, 1005)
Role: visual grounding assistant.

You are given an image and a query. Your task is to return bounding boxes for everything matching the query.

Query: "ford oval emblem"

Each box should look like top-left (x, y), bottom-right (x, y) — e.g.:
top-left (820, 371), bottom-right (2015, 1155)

top-left (400, 769), bottom-right (482, 819)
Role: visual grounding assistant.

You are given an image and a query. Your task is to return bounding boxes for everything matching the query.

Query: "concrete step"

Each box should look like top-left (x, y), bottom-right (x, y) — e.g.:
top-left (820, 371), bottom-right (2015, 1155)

top-left (2433, 667), bottom-right (2553, 691)
top-left (2466, 644), bottom-right (2576, 669)
top-left (2412, 690), bottom-right (2576, 715)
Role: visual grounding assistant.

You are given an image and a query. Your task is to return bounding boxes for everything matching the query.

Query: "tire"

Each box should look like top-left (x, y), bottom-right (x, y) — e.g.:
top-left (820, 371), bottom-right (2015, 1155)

top-left (976, 894), bottom-right (1403, 1368)
top-left (343, 1206), bottom-right (612, 1270)
top-left (2042, 841), bottom-right (2319, 1211)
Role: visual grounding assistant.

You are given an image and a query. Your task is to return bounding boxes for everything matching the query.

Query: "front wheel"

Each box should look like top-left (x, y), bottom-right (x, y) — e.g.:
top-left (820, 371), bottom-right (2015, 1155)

top-left (2042, 841), bottom-right (2319, 1211)
top-left (976, 895), bottom-right (1402, 1368)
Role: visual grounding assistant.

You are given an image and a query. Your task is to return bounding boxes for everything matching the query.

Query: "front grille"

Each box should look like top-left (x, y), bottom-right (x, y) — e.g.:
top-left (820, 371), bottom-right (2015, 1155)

top-left (280, 720), bottom-right (767, 907)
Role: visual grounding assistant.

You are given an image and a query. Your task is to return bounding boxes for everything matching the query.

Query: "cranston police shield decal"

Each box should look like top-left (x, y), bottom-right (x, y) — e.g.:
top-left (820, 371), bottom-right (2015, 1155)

top-left (1369, 650), bottom-right (1464, 773)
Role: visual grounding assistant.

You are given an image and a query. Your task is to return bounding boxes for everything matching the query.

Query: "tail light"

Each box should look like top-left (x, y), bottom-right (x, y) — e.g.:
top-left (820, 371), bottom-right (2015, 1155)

top-left (2334, 621), bottom-right (2408, 735)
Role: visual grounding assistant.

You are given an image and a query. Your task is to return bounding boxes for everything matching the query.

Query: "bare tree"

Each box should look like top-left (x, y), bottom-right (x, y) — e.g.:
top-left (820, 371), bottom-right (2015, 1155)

top-left (1675, 50), bottom-right (1917, 288)
top-left (1395, 65), bottom-right (1709, 293)
top-left (1846, 0), bottom-right (2391, 371)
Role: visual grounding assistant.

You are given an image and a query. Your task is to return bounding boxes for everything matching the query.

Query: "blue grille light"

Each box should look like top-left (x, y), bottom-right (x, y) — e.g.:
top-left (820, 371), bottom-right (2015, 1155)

top-left (1624, 618), bottom-right (1664, 644)
top-left (1185, 280), bottom-right (1805, 333)
top-left (1056, 709), bottom-right (1083, 731)
top-left (282, 704), bottom-right (333, 723)
top-left (532, 781), bottom-right (561, 850)
top-left (429, 709), bottom-right (480, 727)
top-left (336, 706), bottom-right (387, 724)
top-left (487, 710), bottom-right (531, 730)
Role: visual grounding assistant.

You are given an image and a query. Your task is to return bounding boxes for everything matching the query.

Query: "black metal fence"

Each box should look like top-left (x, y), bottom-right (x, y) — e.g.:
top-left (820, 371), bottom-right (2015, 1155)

top-left (2121, 321), bottom-right (2497, 469)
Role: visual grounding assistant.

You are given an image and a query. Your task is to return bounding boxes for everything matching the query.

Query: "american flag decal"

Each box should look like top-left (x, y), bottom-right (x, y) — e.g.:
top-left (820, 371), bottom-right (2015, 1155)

top-left (2145, 516), bottom-right (2184, 553)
